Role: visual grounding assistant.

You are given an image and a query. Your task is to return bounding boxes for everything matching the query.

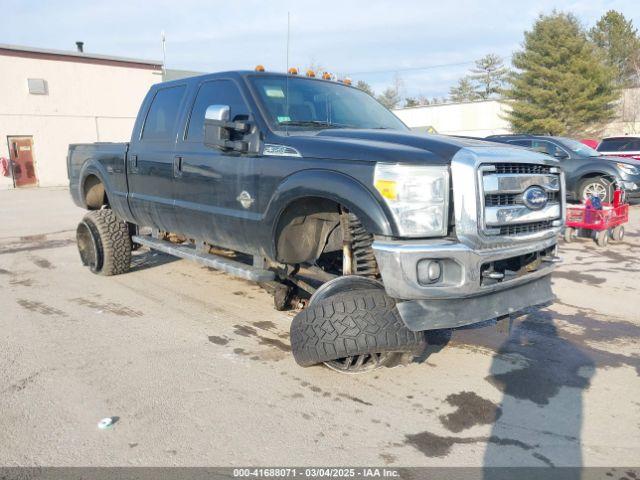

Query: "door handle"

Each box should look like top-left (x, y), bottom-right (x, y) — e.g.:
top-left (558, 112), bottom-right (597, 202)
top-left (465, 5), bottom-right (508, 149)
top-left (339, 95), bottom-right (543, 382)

top-left (174, 156), bottom-right (183, 177)
top-left (129, 154), bottom-right (138, 172)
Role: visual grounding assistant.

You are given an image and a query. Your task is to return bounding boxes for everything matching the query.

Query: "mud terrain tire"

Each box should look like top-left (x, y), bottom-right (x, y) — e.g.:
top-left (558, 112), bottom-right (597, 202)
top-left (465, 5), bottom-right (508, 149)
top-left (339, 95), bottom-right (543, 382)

top-left (290, 288), bottom-right (425, 367)
top-left (76, 209), bottom-right (132, 276)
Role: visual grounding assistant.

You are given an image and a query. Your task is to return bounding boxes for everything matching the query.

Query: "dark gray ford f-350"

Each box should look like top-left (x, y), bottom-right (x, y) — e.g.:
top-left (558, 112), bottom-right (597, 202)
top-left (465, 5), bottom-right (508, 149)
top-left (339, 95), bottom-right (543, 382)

top-left (68, 69), bottom-right (565, 373)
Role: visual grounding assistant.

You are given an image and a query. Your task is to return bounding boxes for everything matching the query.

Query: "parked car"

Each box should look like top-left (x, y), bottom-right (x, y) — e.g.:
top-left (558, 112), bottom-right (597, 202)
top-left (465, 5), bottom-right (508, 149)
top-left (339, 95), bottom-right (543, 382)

top-left (486, 134), bottom-right (640, 202)
top-left (597, 136), bottom-right (640, 161)
top-left (580, 139), bottom-right (599, 149)
top-left (68, 69), bottom-right (565, 373)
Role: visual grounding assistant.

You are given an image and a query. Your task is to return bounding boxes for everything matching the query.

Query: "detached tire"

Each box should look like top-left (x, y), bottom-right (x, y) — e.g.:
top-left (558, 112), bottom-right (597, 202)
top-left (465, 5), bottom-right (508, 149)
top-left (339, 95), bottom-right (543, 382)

top-left (290, 288), bottom-right (425, 370)
top-left (76, 209), bottom-right (132, 276)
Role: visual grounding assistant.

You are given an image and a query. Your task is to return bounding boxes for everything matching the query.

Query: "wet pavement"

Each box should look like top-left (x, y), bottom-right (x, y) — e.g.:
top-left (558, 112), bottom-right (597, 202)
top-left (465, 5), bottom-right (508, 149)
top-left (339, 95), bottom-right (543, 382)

top-left (0, 187), bottom-right (638, 468)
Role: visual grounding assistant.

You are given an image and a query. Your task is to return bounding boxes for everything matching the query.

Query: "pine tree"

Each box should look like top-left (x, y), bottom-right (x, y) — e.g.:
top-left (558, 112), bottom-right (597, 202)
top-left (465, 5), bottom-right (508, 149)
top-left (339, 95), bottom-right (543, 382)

top-left (355, 80), bottom-right (375, 97)
top-left (469, 54), bottom-right (509, 99)
top-left (377, 87), bottom-right (401, 109)
top-left (404, 97), bottom-right (420, 107)
top-left (590, 10), bottom-right (640, 86)
top-left (505, 12), bottom-right (619, 136)
top-left (449, 78), bottom-right (480, 102)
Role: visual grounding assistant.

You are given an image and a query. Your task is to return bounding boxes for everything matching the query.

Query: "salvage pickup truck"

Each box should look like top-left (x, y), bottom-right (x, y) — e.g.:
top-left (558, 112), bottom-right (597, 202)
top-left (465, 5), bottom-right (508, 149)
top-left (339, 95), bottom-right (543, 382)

top-left (68, 69), bottom-right (565, 373)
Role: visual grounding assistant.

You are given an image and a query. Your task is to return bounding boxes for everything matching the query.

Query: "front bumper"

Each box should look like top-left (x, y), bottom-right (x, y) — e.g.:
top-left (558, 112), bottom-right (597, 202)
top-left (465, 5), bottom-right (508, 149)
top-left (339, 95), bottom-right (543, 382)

top-left (372, 236), bottom-right (559, 331)
top-left (620, 180), bottom-right (640, 197)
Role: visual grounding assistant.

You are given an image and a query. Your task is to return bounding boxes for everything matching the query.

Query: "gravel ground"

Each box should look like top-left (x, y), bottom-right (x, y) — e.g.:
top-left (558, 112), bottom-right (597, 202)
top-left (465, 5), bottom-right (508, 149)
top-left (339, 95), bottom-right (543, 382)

top-left (0, 187), bottom-right (638, 468)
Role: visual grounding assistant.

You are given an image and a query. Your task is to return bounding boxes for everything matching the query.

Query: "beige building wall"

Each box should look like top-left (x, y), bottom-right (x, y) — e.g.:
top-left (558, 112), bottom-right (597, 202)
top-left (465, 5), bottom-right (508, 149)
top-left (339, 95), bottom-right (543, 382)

top-left (393, 100), bottom-right (511, 137)
top-left (394, 90), bottom-right (640, 139)
top-left (0, 51), bottom-right (161, 189)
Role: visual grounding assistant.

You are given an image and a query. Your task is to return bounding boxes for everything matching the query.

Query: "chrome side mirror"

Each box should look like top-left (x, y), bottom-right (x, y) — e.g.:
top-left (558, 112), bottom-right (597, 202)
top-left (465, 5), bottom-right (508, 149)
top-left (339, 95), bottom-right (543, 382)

top-left (205, 104), bottom-right (230, 122)
top-left (204, 104), bottom-right (250, 152)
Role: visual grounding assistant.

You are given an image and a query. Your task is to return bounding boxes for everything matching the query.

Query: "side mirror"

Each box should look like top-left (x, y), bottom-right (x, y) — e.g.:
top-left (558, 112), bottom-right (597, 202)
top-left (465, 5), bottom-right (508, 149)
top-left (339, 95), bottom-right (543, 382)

top-left (554, 150), bottom-right (569, 159)
top-left (204, 104), bottom-right (250, 152)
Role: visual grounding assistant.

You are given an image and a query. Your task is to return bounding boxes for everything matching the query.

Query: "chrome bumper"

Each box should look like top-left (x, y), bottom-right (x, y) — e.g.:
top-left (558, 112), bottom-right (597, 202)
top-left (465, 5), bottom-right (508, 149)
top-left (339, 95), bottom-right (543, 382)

top-left (372, 236), bottom-right (559, 331)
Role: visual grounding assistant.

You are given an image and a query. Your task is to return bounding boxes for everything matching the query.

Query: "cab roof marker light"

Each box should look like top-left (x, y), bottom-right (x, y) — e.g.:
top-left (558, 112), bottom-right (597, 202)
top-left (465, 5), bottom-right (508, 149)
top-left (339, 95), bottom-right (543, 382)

top-left (288, 67), bottom-right (298, 75)
top-left (306, 70), bottom-right (316, 77)
top-left (322, 72), bottom-right (332, 80)
top-left (254, 65), bottom-right (265, 72)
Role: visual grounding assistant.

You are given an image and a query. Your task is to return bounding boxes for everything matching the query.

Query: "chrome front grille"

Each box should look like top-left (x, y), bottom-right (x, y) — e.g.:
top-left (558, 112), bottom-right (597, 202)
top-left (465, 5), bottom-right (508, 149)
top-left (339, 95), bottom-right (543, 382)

top-left (485, 191), bottom-right (559, 207)
top-left (480, 163), bottom-right (563, 237)
top-left (493, 163), bottom-right (553, 175)
top-left (499, 221), bottom-right (554, 236)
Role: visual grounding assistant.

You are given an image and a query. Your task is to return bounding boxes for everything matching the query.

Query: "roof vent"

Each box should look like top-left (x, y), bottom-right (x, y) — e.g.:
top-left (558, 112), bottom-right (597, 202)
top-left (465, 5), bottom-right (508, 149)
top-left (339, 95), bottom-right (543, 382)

top-left (76, 41), bottom-right (84, 53)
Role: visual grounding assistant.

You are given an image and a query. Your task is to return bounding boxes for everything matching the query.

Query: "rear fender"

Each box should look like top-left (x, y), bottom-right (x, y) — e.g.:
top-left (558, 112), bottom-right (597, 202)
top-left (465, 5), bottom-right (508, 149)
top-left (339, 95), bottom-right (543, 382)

top-left (79, 161), bottom-right (134, 221)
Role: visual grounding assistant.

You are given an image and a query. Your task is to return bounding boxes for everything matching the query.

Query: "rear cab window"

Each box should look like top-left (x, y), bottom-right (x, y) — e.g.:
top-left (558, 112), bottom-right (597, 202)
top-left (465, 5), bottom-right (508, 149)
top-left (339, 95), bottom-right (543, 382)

top-left (141, 85), bottom-right (187, 142)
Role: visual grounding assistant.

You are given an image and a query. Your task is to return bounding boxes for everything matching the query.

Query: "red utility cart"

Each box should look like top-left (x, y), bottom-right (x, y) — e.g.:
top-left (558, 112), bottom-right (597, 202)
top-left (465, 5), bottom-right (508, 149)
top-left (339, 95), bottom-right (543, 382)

top-left (564, 190), bottom-right (629, 247)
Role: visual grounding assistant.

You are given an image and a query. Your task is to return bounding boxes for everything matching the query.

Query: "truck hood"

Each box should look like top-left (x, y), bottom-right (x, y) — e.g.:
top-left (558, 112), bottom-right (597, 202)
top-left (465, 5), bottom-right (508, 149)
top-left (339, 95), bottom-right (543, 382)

top-left (276, 129), bottom-right (546, 165)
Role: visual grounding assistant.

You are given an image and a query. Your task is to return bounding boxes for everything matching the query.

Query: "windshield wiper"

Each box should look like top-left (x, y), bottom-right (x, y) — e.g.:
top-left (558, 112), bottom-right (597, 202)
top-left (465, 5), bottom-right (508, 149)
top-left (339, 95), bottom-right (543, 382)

top-left (278, 120), bottom-right (352, 129)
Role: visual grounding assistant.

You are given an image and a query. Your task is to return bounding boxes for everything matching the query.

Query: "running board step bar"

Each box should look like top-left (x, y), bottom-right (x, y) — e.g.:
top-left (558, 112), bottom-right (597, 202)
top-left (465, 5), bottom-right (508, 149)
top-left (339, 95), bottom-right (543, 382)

top-left (132, 235), bottom-right (275, 282)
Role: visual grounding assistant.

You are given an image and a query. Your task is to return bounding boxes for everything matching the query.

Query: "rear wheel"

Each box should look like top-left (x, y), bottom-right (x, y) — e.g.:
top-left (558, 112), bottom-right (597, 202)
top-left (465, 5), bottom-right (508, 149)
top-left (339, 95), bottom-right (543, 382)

top-left (611, 225), bottom-right (625, 242)
top-left (76, 209), bottom-right (132, 275)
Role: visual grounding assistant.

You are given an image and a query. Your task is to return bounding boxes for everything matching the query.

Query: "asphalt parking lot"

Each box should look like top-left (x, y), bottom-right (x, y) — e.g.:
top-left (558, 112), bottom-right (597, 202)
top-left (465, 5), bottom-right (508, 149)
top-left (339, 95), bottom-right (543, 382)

top-left (1, 187), bottom-right (639, 468)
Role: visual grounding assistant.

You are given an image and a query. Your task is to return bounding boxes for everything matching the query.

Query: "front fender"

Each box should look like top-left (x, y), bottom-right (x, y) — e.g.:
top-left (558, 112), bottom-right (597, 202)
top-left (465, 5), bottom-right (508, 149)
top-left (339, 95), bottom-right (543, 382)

top-left (263, 169), bottom-right (396, 258)
top-left (569, 165), bottom-right (620, 191)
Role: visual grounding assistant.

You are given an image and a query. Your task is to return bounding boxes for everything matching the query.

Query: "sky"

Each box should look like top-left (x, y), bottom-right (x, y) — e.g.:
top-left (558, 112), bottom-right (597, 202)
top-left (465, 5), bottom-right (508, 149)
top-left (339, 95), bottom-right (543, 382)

top-left (3, 0), bottom-right (640, 99)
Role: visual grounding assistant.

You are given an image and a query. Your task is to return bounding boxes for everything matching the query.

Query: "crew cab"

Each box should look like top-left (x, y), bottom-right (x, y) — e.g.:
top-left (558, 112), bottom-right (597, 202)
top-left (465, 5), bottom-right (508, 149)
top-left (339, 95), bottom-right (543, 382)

top-left (68, 70), bottom-right (565, 373)
top-left (487, 134), bottom-right (640, 201)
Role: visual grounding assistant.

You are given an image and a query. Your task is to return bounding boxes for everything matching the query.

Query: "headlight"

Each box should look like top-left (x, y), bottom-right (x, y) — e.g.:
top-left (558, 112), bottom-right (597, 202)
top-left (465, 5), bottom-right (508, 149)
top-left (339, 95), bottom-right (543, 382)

top-left (617, 162), bottom-right (639, 175)
top-left (374, 163), bottom-right (449, 237)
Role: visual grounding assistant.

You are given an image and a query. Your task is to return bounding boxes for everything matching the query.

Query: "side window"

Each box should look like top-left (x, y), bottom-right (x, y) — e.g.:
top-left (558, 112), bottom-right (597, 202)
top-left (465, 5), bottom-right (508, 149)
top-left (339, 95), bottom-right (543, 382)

top-left (531, 140), bottom-right (558, 156)
top-left (186, 80), bottom-right (249, 142)
top-left (508, 139), bottom-right (532, 147)
top-left (142, 85), bottom-right (186, 141)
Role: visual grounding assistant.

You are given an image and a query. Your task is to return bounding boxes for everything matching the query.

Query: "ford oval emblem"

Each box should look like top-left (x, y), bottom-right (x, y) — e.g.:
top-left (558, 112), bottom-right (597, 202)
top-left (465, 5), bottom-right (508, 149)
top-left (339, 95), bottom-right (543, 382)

top-left (522, 186), bottom-right (548, 211)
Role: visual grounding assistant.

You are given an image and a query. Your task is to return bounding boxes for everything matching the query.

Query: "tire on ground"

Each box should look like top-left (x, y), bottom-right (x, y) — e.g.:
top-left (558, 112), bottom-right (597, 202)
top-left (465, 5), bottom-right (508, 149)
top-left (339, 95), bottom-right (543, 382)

top-left (77, 209), bottom-right (132, 276)
top-left (290, 288), bottom-right (425, 367)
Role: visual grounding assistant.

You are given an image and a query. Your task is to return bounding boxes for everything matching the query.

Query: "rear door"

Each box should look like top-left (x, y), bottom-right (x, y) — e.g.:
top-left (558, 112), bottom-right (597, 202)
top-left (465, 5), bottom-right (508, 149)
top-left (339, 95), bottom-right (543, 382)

top-left (127, 84), bottom-right (187, 231)
top-left (173, 79), bottom-right (260, 253)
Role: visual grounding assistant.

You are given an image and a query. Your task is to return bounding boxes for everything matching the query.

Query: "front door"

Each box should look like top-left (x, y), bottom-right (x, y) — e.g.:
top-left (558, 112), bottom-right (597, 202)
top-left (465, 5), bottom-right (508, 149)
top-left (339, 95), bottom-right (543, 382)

top-left (7, 136), bottom-right (37, 187)
top-left (173, 79), bottom-right (260, 254)
top-left (127, 84), bottom-right (187, 232)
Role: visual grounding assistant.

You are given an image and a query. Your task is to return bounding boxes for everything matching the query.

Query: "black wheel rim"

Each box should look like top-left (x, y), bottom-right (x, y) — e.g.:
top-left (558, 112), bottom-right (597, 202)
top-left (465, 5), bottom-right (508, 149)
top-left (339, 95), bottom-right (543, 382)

top-left (76, 221), bottom-right (101, 272)
top-left (324, 352), bottom-right (396, 374)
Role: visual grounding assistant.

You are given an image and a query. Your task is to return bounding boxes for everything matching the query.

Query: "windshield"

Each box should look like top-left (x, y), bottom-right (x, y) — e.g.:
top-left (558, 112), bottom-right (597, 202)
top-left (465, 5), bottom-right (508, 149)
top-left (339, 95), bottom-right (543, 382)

top-left (249, 76), bottom-right (408, 132)
top-left (557, 137), bottom-right (600, 157)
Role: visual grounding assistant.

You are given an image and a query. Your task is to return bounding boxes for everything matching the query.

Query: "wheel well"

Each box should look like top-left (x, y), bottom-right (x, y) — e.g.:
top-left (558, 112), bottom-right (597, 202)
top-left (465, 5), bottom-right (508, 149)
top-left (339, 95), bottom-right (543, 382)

top-left (578, 172), bottom-right (615, 185)
top-left (83, 175), bottom-right (108, 209)
top-left (275, 198), bottom-right (342, 265)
